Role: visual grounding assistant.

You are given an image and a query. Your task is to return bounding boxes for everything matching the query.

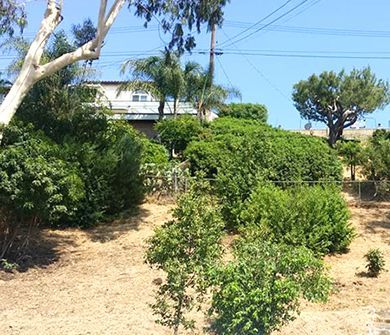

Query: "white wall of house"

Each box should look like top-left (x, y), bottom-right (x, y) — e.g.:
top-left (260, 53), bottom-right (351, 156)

top-left (98, 81), bottom-right (197, 121)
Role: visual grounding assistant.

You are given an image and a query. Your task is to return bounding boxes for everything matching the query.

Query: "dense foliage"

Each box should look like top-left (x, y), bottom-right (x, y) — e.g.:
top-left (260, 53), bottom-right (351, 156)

top-left (241, 184), bottom-right (353, 255)
top-left (185, 118), bottom-right (342, 227)
top-left (363, 129), bottom-right (390, 181)
top-left (155, 115), bottom-right (203, 156)
top-left (0, 33), bottom-right (168, 258)
top-left (1, 120), bottom-right (147, 228)
top-left (209, 240), bottom-right (331, 335)
top-left (218, 103), bottom-right (268, 122)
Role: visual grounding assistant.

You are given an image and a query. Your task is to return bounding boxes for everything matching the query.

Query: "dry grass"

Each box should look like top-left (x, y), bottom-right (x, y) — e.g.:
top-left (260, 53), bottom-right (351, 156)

top-left (0, 198), bottom-right (389, 335)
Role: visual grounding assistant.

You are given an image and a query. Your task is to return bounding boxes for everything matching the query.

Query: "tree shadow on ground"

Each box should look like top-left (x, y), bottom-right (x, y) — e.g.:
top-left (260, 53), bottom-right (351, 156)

top-left (1, 205), bottom-right (152, 275)
top-left (84, 205), bottom-right (152, 243)
top-left (1, 227), bottom-right (78, 275)
top-left (364, 211), bottom-right (390, 243)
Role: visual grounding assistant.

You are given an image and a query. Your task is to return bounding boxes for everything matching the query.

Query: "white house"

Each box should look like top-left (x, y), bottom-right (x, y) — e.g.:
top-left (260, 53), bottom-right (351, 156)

top-left (96, 81), bottom-right (197, 137)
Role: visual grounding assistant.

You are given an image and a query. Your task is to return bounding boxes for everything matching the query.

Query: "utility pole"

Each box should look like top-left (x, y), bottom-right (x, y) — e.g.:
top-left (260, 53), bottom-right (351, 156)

top-left (209, 22), bottom-right (217, 85)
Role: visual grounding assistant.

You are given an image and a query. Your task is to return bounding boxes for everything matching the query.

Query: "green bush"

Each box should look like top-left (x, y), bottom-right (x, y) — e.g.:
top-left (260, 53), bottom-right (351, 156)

top-left (218, 103), bottom-right (268, 122)
top-left (185, 118), bottom-right (342, 227)
top-left (0, 134), bottom-right (84, 227)
top-left (209, 239), bottom-right (331, 335)
top-left (241, 184), bottom-right (353, 255)
top-left (1, 120), bottom-right (147, 228)
top-left (362, 133), bottom-right (390, 181)
top-left (336, 140), bottom-right (363, 180)
top-left (60, 121), bottom-right (145, 226)
top-left (155, 115), bottom-right (203, 156)
top-left (361, 130), bottom-right (390, 196)
top-left (365, 248), bottom-right (386, 277)
top-left (141, 139), bottom-right (169, 166)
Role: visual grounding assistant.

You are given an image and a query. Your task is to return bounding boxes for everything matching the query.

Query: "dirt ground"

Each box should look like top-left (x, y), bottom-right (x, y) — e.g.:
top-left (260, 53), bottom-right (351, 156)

top-left (0, 198), bottom-right (389, 335)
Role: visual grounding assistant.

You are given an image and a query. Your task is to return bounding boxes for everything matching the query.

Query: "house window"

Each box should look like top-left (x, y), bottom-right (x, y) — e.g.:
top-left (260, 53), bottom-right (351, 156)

top-left (132, 90), bottom-right (148, 102)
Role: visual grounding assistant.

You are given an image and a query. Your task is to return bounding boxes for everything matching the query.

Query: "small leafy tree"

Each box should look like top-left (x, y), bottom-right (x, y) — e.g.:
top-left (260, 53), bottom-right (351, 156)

top-left (218, 103), bottom-right (268, 123)
top-left (209, 240), bottom-right (331, 335)
top-left (337, 141), bottom-right (363, 180)
top-left (361, 130), bottom-right (390, 196)
top-left (145, 185), bottom-right (224, 334)
top-left (184, 68), bottom-right (240, 120)
top-left (292, 68), bottom-right (390, 146)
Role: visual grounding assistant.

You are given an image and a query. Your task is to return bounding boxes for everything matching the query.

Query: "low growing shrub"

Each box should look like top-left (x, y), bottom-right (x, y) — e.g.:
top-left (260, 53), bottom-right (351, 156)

top-left (209, 239), bottom-right (331, 335)
top-left (240, 184), bottom-right (353, 255)
top-left (365, 248), bottom-right (386, 277)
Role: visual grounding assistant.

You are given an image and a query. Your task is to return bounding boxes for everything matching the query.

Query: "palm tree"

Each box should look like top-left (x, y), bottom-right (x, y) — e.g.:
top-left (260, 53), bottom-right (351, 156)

top-left (119, 51), bottom-right (185, 119)
top-left (184, 67), bottom-right (241, 120)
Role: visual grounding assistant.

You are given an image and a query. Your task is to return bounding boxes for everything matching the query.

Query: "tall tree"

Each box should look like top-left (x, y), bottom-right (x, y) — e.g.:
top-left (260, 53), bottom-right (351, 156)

top-left (292, 67), bottom-right (390, 146)
top-left (0, 0), bottom-right (229, 128)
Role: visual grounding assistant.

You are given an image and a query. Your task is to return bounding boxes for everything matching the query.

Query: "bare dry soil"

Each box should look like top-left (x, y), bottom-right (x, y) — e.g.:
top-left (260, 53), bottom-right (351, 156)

top-left (0, 198), bottom-right (389, 335)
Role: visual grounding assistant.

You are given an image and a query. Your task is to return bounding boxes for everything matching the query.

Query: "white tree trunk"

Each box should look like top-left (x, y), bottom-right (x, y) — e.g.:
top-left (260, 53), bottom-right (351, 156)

top-left (0, 0), bottom-right (125, 128)
top-left (0, 69), bottom-right (35, 125)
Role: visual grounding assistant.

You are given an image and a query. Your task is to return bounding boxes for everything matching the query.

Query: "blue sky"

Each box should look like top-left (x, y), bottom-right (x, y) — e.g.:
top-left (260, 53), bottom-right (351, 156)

top-left (2, 0), bottom-right (390, 129)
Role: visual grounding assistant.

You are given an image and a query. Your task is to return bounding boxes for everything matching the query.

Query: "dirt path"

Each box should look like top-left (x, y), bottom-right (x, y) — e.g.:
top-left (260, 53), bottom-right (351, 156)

top-left (0, 200), bottom-right (389, 335)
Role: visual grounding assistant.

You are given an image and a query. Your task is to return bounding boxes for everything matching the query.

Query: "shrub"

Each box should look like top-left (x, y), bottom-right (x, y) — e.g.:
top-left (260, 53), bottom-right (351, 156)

top-left (218, 103), bottom-right (268, 122)
top-left (209, 239), bottom-right (331, 335)
top-left (240, 184), bottom-right (353, 255)
top-left (365, 248), bottom-right (386, 277)
top-left (0, 133), bottom-right (85, 258)
top-left (155, 115), bottom-right (203, 156)
top-left (141, 139), bottom-right (169, 166)
top-left (61, 121), bottom-right (145, 225)
top-left (185, 118), bottom-right (342, 227)
top-left (146, 184), bottom-right (224, 334)
top-left (0, 135), bottom-right (84, 226)
top-left (362, 134), bottom-right (390, 181)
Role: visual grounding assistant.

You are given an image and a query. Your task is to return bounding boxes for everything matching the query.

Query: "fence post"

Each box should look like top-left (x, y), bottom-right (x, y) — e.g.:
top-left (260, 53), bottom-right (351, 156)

top-left (358, 181), bottom-right (361, 202)
top-left (173, 170), bottom-right (178, 194)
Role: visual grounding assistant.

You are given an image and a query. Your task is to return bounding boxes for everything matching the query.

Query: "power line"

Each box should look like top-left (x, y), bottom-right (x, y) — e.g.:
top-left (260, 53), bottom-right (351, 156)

top-left (222, 0), bottom-right (311, 48)
top-left (220, 28), bottom-right (292, 104)
top-left (216, 55), bottom-right (235, 89)
top-left (219, 0), bottom-right (295, 47)
top-left (213, 50), bottom-right (390, 60)
top-left (223, 22), bottom-right (390, 38)
top-left (278, 0), bottom-right (321, 23)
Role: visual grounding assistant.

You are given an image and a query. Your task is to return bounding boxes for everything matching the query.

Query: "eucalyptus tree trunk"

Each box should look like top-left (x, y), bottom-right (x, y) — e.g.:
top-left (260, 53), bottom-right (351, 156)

top-left (0, 0), bottom-right (126, 128)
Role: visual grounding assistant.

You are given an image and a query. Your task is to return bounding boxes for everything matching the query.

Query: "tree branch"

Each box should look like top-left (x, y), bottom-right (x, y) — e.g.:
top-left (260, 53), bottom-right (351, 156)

top-left (29, 0), bottom-right (63, 70)
top-left (37, 0), bottom-right (126, 80)
top-left (96, 0), bottom-right (108, 56)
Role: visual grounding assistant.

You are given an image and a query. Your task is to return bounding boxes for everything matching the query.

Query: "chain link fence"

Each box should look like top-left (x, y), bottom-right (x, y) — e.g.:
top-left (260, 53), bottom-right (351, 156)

top-left (143, 174), bottom-right (390, 202)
